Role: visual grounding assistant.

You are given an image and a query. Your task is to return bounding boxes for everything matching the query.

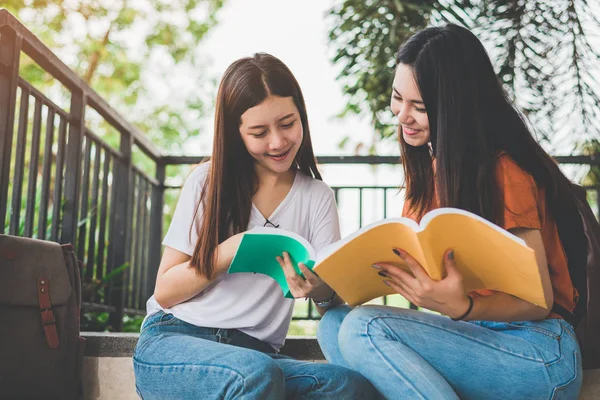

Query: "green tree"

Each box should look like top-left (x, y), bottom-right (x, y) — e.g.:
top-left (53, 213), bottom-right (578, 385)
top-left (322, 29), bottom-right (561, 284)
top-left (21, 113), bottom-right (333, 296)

top-left (328, 0), bottom-right (600, 153)
top-left (4, 0), bottom-right (223, 152)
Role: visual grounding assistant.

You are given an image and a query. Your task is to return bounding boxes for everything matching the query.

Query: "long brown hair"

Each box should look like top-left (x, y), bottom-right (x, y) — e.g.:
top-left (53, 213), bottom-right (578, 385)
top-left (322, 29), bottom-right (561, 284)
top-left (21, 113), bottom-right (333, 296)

top-left (397, 25), bottom-right (586, 302)
top-left (190, 53), bottom-right (321, 278)
top-left (397, 25), bottom-right (577, 228)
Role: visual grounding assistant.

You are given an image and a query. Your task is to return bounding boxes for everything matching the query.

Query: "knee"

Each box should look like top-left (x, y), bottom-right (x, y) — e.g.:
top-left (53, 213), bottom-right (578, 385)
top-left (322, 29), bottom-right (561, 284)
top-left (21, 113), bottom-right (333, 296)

top-left (316, 304), bottom-right (351, 344)
top-left (239, 352), bottom-right (284, 382)
top-left (218, 352), bottom-right (285, 398)
top-left (337, 306), bottom-right (388, 363)
top-left (314, 364), bottom-right (379, 399)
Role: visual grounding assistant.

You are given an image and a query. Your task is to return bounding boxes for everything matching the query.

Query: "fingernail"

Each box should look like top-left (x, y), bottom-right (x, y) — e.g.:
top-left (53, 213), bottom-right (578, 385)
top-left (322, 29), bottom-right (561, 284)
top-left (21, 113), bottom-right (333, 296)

top-left (393, 248), bottom-right (403, 258)
top-left (448, 250), bottom-right (454, 260)
top-left (382, 280), bottom-right (391, 287)
top-left (378, 271), bottom-right (389, 277)
top-left (372, 264), bottom-right (382, 270)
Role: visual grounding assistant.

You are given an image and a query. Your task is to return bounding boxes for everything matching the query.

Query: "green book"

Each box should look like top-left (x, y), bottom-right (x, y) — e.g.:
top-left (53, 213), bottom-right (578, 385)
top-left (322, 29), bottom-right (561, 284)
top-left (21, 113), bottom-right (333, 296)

top-left (228, 227), bottom-right (318, 298)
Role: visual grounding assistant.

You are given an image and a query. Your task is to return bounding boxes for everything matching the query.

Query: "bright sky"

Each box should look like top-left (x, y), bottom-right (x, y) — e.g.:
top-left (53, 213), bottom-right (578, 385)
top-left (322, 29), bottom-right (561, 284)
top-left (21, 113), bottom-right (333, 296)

top-left (195, 0), bottom-right (389, 157)
top-left (191, 0), bottom-right (405, 232)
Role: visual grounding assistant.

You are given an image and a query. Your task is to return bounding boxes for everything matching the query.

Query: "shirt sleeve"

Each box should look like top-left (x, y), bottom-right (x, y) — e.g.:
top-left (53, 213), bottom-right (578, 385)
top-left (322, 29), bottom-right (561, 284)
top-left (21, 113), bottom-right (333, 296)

top-left (162, 166), bottom-right (207, 255)
top-left (309, 185), bottom-right (341, 254)
top-left (496, 155), bottom-right (542, 231)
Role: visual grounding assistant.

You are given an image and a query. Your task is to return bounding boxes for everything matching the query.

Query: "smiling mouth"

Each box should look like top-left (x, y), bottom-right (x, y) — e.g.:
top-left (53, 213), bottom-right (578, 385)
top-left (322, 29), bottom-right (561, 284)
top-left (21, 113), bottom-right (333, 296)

top-left (403, 126), bottom-right (421, 135)
top-left (267, 148), bottom-right (292, 160)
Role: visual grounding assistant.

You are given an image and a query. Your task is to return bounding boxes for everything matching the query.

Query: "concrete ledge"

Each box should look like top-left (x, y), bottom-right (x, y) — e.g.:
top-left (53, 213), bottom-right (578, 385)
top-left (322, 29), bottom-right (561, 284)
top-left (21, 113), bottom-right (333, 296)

top-left (81, 332), bottom-right (600, 400)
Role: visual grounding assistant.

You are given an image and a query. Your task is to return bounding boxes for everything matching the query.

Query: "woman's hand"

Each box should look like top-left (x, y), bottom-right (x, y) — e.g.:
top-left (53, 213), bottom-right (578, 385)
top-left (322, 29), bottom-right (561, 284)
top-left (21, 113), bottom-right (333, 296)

top-left (276, 252), bottom-right (335, 301)
top-left (374, 248), bottom-right (471, 319)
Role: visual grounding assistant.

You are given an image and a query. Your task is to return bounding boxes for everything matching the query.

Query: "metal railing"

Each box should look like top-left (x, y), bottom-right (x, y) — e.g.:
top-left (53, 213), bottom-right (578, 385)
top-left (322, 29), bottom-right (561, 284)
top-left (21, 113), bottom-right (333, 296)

top-left (2, 9), bottom-right (600, 328)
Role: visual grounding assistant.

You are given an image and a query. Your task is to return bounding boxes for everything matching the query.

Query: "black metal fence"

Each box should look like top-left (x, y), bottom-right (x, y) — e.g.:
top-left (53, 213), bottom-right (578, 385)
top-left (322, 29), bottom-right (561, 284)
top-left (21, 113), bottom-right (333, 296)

top-left (2, 9), bottom-right (600, 329)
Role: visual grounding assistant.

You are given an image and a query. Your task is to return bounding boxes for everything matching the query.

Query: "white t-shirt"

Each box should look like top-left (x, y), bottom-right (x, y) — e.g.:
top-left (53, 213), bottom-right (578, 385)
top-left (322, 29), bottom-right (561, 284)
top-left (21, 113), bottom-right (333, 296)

top-left (145, 162), bottom-right (341, 350)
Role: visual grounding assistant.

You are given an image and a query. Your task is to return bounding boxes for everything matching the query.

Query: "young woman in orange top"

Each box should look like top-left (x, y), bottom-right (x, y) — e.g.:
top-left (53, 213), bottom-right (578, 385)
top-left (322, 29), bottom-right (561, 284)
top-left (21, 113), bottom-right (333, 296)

top-left (317, 24), bottom-right (584, 399)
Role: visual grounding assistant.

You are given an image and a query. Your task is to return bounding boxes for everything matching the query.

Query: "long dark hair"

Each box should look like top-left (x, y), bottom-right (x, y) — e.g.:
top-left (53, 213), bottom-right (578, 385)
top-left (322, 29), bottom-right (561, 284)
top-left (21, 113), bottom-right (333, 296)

top-left (191, 53), bottom-right (321, 278)
top-left (397, 24), bottom-right (583, 273)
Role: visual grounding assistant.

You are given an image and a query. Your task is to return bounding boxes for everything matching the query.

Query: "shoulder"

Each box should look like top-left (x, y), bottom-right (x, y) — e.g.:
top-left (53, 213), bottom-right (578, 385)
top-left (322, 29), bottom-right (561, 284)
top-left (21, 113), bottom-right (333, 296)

top-left (295, 171), bottom-right (335, 201)
top-left (495, 152), bottom-right (537, 189)
top-left (184, 162), bottom-right (211, 188)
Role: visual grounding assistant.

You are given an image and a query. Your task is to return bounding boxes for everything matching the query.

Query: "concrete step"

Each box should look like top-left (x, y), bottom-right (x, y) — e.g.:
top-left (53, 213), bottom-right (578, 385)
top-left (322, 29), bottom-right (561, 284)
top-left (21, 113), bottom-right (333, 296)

top-left (82, 332), bottom-right (600, 400)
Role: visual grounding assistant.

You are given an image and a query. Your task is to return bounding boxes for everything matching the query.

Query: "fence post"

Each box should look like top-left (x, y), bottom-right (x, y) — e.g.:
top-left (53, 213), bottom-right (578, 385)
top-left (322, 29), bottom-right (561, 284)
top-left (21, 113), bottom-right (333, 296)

top-left (60, 89), bottom-right (86, 245)
top-left (108, 132), bottom-right (133, 331)
top-left (146, 162), bottom-right (165, 301)
top-left (0, 28), bottom-right (21, 233)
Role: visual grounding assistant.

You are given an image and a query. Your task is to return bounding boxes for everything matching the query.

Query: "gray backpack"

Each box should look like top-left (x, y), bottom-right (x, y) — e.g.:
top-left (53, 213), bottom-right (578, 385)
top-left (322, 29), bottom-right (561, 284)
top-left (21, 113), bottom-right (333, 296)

top-left (0, 235), bottom-right (85, 399)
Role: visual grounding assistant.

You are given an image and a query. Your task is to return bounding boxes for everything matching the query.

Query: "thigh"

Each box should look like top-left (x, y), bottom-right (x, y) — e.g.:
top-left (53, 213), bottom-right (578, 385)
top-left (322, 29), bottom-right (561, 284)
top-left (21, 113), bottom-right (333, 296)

top-left (270, 355), bottom-right (381, 400)
top-left (340, 306), bottom-right (582, 400)
top-left (134, 316), bottom-right (285, 400)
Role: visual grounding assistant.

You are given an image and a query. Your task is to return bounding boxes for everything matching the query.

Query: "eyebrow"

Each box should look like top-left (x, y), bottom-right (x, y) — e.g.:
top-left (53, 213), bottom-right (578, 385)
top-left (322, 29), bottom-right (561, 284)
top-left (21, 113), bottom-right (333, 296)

top-left (393, 87), bottom-right (424, 105)
top-left (247, 113), bottom-right (296, 130)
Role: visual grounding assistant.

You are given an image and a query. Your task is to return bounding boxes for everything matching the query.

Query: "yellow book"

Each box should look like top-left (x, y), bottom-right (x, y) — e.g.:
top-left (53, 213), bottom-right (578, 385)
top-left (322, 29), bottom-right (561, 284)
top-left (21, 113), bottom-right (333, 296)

top-left (314, 208), bottom-right (549, 309)
top-left (229, 208), bottom-right (549, 309)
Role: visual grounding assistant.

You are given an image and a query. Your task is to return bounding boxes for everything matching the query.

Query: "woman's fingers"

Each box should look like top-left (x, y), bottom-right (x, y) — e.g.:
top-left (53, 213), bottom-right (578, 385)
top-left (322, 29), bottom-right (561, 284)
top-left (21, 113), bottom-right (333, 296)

top-left (393, 248), bottom-right (431, 282)
top-left (299, 263), bottom-right (320, 286)
top-left (277, 252), bottom-right (312, 297)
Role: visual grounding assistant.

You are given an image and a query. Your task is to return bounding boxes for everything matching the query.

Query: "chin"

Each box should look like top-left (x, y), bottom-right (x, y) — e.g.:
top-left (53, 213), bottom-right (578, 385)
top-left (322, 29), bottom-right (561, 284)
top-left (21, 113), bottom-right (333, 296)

top-left (403, 134), bottom-right (429, 148)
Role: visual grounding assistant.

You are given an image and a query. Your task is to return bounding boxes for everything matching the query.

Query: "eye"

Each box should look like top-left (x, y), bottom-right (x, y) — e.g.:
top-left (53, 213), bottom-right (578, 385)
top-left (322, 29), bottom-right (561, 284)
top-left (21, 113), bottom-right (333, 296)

top-left (251, 131), bottom-right (267, 138)
top-left (415, 107), bottom-right (427, 113)
top-left (281, 120), bottom-right (295, 129)
top-left (392, 94), bottom-right (402, 101)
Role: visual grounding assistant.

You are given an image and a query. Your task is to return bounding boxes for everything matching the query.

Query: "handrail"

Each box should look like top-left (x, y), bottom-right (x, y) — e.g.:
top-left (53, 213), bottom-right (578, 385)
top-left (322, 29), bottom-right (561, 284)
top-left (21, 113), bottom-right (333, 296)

top-left (0, 9), bottom-right (162, 161)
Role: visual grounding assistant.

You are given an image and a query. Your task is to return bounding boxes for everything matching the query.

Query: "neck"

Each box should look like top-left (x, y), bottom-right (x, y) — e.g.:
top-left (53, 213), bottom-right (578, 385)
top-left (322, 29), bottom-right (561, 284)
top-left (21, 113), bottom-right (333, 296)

top-left (255, 165), bottom-right (296, 189)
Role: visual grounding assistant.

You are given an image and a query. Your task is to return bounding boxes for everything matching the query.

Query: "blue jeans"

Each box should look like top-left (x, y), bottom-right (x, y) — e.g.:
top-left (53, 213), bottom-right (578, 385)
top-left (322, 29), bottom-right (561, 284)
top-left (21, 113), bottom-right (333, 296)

top-left (133, 311), bottom-right (378, 399)
top-left (317, 305), bottom-right (583, 400)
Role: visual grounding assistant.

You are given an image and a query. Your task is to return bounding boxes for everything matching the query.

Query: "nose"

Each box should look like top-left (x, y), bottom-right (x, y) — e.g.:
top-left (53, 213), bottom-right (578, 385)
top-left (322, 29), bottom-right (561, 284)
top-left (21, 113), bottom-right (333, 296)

top-left (397, 105), bottom-right (413, 126)
top-left (268, 130), bottom-right (287, 151)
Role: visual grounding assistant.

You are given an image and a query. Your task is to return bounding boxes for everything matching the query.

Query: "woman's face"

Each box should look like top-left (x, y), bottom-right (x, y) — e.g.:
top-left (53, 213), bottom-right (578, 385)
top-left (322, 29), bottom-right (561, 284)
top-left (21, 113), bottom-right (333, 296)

top-left (391, 64), bottom-right (430, 147)
top-left (239, 95), bottom-right (303, 177)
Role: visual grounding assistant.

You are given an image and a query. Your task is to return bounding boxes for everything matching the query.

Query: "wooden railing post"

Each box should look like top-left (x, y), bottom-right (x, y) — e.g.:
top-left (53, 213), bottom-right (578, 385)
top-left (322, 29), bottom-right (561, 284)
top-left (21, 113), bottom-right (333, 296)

top-left (147, 163), bottom-right (165, 301)
top-left (108, 132), bottom-right (133, 331)
top-left (0, 27), bottom-right (22, 232)
top-left (60, 89), bottom-right (86, 245)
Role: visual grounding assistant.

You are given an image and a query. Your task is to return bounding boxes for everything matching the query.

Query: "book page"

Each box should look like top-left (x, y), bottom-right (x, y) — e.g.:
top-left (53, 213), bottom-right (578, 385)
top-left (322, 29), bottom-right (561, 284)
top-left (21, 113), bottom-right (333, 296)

top-left (418, 210), bottom-right (548, 308)
top-left (228, 228), bottom-right (315, 298)
top-left (313, 221), bottom-right (424, 307)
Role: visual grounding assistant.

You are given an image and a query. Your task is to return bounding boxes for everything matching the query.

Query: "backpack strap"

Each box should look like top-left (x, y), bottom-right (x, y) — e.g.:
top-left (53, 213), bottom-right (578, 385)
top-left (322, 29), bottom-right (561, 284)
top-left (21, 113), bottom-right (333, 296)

top-left (551, 302), bottom-right (577, 327)
top-left (38, 278), bottom-right (59, 349)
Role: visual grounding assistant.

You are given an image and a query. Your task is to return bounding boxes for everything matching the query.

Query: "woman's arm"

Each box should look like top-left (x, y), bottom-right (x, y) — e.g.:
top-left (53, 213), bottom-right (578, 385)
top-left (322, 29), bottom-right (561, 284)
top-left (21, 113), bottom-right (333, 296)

top-left (154, 233), bottom-right (244, 309)
top-left (461, 227), bottom-right (553, 321)
top-left (376, 227), bottom-right (553, 322)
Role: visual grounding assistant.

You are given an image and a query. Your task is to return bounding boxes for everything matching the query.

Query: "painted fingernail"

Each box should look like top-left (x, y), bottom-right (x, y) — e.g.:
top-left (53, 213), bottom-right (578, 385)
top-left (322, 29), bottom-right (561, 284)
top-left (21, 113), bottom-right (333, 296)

top-left (393, 249), bottom-right (403, 258)
top-left (378, 271), bottom-right (389, 277)
top-left (372, 264), bottom-right (382, 270)
top-left (448, 250), bottom-right (454, 260)
top-left (382, 280), bottom-right (391, 287)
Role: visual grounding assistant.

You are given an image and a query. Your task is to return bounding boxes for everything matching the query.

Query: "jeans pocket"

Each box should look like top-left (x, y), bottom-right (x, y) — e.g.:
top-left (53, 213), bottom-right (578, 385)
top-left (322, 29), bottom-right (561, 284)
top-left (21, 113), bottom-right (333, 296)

top-left (501, 321), bottom-right (562, 365)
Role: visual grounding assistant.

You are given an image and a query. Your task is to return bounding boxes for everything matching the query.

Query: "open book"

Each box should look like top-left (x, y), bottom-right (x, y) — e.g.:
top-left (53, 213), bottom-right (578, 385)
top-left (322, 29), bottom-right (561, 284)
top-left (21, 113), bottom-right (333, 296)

top-left (228, 208), bottom-right (549, 309)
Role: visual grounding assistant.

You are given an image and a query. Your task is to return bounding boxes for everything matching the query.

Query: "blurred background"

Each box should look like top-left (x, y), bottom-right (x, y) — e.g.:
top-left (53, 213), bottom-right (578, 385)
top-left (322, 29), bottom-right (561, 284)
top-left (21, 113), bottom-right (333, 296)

top-left (2, 0), bottom-right (600, 334)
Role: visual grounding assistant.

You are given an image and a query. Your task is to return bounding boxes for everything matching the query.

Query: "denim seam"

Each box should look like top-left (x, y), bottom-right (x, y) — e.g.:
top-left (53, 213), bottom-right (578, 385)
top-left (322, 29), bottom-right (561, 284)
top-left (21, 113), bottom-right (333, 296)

top-left (370, 314), bottom-right (549, 363)
top-left (503, 322), bottom-right (561, 339)
top-left (549, 351), bottom-right (580, 400)
top-left (284, 374), bottom-right (321, 389)
top-left (364, 317), bottom-right (429, 400)
top-left (133, 358), bottom-right (248, 380)
top-left (133, 361), bottom-right (247, 398)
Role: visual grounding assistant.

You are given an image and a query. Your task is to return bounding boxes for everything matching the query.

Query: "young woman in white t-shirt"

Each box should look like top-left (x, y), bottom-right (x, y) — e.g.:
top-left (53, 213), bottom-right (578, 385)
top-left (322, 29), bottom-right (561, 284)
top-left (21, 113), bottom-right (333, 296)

top-left (133, 53), bottom-right (378, 400)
